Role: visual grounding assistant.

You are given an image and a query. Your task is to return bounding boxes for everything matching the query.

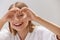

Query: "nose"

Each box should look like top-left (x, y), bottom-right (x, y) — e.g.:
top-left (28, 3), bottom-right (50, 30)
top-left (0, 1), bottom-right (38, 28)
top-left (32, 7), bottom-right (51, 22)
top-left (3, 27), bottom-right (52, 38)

top-left (14, 14), bottom-right (20, 22)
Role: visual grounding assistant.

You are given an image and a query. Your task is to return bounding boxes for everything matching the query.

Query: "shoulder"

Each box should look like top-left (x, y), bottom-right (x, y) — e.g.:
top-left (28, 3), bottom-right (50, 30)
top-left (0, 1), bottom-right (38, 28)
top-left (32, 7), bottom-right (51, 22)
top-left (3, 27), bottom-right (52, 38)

top-left (33, 25), bottom-right (54, 34)
top-left (32, 25), bottom-right (57, 40)
top-left (33, 25), bottom-right (55, 34)
top-left (0, 29), bottom-right (11, 40)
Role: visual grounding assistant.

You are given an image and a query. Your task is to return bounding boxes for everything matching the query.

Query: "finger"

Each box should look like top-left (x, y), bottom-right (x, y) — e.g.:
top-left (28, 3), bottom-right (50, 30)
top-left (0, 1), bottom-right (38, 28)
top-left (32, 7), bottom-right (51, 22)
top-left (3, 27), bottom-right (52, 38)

top-left (9, 7), bottom-right (20, 12)
top-left (21, 7), bottom-right (32, 15)
top-left (6, 11), bottom-right (14, 19)
top-left (21, 12), bottom-right (27, 18)
top-left (21, 7), bottom-right (30, 17)
top-left (22, 11), bottom-right (32, 21)
top-left (7, 9), bottom-right (20, 19)
top-left (21, 7), bottom-right (28, 12)
top-left (25, 8), bottom-right (37, 17)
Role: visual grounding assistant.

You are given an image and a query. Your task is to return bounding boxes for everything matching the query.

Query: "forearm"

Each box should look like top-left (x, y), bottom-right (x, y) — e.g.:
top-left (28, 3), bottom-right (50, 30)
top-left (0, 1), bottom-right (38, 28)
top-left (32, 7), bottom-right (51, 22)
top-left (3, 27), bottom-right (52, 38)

top-left (0, 17), bottom-right (7, 30)
top-left (35, 16), bottom-right (60, 36)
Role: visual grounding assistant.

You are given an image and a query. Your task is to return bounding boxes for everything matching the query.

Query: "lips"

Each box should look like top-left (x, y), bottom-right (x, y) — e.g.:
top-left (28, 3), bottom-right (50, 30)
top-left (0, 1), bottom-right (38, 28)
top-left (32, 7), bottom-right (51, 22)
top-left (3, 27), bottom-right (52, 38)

top-left (13, 22), bottom-right (23, 27)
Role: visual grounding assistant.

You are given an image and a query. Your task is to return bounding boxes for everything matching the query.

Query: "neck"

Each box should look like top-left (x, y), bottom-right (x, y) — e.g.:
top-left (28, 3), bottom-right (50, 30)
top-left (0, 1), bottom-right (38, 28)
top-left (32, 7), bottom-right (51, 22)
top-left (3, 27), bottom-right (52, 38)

top-left (17, 27), bottom-right (29, 40)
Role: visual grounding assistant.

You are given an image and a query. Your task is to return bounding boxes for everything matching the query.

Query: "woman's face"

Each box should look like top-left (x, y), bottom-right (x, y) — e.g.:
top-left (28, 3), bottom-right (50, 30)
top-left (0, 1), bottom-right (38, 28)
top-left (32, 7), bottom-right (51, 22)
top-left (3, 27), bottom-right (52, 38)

top-left (9, 8), bottom-right (29, 31)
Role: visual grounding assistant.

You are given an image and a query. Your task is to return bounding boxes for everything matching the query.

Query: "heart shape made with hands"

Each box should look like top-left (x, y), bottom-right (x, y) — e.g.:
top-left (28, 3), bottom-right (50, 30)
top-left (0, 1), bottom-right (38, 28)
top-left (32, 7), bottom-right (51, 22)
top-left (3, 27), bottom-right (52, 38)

top-left (7, 7), bottom-right (36, 21)
top-left (7, 7), bottom-right (28, 19)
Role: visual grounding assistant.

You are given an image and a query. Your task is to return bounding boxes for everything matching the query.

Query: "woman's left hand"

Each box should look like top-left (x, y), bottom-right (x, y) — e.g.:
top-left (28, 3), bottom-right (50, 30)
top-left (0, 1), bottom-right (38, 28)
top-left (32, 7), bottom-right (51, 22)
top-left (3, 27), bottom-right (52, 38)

top-left (21, 7), bottom-right (38, 21)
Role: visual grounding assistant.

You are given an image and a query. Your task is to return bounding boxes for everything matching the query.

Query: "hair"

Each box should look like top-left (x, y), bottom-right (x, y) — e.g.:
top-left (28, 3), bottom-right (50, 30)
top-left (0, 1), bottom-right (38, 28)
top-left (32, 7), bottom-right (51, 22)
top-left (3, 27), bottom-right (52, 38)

top-left (8, 2), bottom-right (35, 35)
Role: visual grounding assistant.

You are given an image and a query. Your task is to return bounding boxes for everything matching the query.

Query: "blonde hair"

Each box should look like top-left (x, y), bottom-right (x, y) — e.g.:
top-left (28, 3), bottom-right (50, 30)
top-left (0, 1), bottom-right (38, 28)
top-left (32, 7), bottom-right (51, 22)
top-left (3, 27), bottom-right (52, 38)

top-left (8, 2), bottom-right (35, 35)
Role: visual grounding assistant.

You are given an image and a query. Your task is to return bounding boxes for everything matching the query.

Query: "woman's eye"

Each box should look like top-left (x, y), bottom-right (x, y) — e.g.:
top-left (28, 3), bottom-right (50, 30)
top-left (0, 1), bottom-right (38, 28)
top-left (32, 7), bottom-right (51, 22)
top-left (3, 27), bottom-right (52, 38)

top-left (18, 14), bottom-right (24, 17)
top-left (20, 14), bottom-right (23, 16)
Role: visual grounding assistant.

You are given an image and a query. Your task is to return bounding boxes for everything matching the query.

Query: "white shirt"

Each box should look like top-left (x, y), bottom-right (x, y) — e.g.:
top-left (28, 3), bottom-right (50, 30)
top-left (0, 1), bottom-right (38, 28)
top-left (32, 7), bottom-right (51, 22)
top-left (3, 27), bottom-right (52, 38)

top-left (0, 26), bottom-right (57, 40)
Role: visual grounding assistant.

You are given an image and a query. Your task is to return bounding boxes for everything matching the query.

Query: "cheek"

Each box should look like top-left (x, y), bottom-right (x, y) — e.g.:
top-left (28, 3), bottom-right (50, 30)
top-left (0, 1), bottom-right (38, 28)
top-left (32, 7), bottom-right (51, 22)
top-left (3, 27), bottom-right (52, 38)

top-left (23, 19), bottom-right (29, 26)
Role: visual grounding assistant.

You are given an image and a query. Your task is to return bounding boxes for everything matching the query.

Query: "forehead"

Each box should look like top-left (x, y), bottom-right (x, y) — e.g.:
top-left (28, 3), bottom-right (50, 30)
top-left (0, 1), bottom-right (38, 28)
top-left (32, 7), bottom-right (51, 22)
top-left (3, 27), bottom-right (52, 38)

top-left (10, 7), bottom-right (20, 11)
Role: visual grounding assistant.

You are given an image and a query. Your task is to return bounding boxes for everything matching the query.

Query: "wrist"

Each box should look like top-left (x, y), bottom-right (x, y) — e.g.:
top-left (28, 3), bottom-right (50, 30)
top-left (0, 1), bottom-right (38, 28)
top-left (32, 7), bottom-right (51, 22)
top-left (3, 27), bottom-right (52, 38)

top-left (34, 16), bottom-right (41, 22)
top-left (2, 16), bottom-right (7, 23)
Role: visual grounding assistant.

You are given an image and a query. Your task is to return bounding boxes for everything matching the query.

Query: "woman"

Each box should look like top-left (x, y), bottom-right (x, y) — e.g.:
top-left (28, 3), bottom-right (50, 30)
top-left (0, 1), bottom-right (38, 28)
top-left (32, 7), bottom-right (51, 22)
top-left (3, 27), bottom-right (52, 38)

top-left (0, 2), bottom-right (60, 40)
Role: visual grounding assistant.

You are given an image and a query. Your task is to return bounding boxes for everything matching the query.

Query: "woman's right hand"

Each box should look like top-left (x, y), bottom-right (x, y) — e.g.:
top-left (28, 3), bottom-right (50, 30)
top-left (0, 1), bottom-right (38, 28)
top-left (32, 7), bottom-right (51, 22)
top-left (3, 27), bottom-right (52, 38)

top-left (3, 7), bottom-right (21, 22)
top-left (0, 7), bottom-right (20, 29)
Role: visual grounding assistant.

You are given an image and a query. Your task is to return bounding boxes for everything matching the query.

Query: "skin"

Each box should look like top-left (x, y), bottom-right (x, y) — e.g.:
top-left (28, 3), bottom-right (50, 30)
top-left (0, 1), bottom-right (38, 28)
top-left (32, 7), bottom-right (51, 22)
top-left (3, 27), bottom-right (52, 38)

top-left (0, 7), bottom-right (60, 40)
top-left (9, 7), bottom-right (30, 40)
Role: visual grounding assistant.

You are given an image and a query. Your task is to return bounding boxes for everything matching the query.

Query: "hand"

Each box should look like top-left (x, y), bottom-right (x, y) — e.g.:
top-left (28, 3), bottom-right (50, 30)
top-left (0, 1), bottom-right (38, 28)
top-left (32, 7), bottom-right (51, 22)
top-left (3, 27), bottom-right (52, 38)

top-left (3, 7), bottom-right (21, 22)
top-left (21, 7), bottom-right (38, 21)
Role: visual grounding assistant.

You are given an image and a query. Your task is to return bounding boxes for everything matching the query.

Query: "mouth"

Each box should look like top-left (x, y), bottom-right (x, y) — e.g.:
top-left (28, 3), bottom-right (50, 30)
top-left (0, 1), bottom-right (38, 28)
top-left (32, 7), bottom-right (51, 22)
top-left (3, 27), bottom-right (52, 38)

top-left (13, 22), bottom-right (23, 27)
